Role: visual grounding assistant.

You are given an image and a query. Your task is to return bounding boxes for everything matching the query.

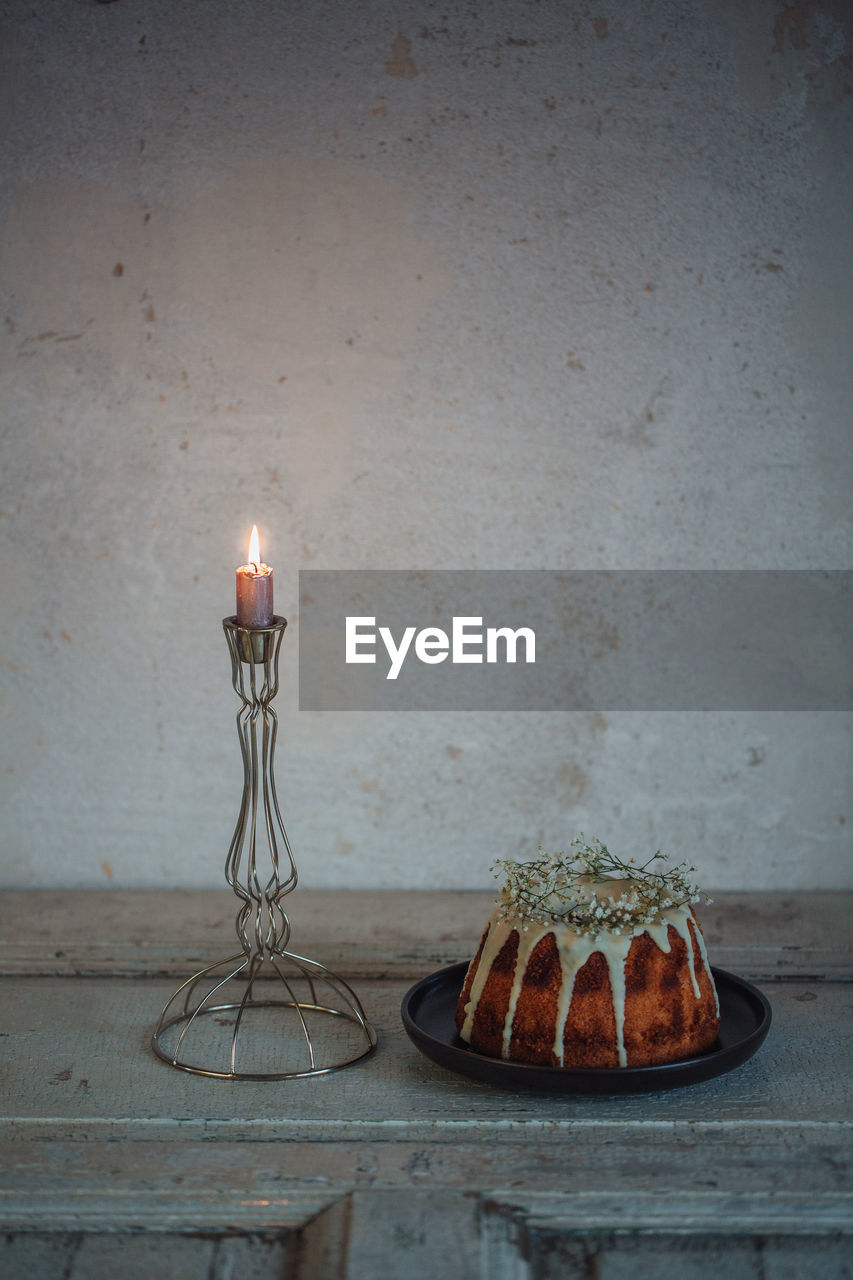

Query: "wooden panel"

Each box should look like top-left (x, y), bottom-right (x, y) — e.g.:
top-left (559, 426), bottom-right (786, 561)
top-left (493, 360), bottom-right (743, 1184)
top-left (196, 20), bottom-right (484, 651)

top-left (1, 890), bottom-right (851, 980)
top-left (486, 1190), bottom-right (853, 1234)
top-left (517, 1229), bottom-right (853, 1280)
top-left (0, 1187), bottom-right (335, 1234)
top-left (0, 978), bottom-right (850, 1132)
top-left (1, 889), bottom-right (851, 1277)
top-left (0, 1232), bottom-right (295, 1280)
top-left (1, 1124), bottom-right (849, 1210)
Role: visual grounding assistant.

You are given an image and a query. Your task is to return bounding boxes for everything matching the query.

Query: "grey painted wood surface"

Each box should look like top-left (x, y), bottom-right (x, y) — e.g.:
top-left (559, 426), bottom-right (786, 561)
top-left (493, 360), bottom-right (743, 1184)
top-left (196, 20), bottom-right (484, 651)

top-left (1, 891), bottom-right (851, 1279)
top-left (1, 889), bottom-right (850, 979)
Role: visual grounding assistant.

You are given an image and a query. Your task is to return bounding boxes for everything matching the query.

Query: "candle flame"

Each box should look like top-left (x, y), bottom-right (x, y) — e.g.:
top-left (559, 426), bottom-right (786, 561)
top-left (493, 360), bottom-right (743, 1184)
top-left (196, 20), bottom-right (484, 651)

top-left (248, 524), bottom-right (261, 571)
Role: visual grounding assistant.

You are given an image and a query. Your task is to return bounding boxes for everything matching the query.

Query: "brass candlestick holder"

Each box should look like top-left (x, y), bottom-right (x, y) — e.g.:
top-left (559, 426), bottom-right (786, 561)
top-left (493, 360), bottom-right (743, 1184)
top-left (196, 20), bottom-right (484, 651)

top-left (152, 616), bottom-right (377, 1079)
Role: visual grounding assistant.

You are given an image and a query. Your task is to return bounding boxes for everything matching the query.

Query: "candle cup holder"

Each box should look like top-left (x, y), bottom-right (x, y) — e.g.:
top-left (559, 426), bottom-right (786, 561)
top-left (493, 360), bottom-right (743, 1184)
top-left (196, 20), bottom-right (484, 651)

top-left (152, 616), bottom-right (377, 1080)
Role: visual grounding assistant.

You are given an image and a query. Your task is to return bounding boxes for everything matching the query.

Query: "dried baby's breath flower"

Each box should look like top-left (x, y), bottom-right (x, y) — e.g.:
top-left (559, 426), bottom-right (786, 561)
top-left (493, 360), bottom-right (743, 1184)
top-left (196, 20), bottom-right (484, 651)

top-left (491, 835), bottom-right (711, 937)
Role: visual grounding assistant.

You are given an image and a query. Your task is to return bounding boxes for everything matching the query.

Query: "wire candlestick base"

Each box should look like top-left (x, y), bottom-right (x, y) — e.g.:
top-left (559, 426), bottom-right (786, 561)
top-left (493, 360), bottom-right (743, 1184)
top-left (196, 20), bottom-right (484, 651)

top-left (152, 616), bottom-right (377, 1080)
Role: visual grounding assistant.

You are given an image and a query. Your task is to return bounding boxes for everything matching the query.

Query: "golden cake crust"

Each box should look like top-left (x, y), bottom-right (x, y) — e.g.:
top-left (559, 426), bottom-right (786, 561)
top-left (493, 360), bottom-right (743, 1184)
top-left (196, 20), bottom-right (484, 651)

top-left (455, 909), bottom-right (720, 1069)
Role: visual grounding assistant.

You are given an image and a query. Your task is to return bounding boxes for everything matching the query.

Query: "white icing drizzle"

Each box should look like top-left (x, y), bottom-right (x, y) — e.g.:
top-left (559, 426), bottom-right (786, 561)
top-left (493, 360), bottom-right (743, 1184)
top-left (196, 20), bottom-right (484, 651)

top-left (683, 915), bottom-right (701, 998)
top-left (550, 933), bottom-right (594, 1065)
top-left (690, 914), bottom-right (720, 1016)
top-left (460, 899), bottom-right (717, 1067)
top-left (501, 937), bottom-right (529, 1059)
top-left (459, 907), bottom-right (510, 1043)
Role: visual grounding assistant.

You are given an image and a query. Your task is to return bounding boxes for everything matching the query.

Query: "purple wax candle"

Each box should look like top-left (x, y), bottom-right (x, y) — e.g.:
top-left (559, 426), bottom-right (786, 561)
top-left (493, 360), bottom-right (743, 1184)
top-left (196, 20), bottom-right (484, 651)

top-left (236, 525), bottom-right (274, 627)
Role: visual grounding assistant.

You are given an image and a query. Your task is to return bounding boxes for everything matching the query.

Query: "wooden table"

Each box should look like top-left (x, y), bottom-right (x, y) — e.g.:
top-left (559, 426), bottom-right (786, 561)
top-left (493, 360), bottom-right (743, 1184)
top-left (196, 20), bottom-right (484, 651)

top-left (1, 890), bottom-right (851, 1279)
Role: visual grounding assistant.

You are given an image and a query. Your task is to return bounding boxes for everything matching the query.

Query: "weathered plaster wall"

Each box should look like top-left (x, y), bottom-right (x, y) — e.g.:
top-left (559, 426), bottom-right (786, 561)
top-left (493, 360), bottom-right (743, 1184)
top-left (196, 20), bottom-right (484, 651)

top-left (1, 0), bottom-right (850, 889)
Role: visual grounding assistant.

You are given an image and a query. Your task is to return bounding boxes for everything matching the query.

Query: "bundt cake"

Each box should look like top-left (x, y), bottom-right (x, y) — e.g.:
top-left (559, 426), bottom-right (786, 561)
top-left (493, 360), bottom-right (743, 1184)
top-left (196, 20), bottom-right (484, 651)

top-left (456, 838), bottom-right (720, 1069)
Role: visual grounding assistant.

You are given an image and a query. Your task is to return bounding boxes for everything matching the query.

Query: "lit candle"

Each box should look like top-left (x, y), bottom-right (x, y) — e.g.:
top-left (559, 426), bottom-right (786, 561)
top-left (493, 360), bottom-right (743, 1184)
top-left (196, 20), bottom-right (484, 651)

top-left (236, 525), bottom-right (274, 628)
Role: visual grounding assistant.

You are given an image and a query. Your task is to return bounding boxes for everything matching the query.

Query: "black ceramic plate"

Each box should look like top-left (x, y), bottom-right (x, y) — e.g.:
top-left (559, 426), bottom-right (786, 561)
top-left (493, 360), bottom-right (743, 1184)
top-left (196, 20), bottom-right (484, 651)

top-left (401, 962), bottom-right (771, 1094)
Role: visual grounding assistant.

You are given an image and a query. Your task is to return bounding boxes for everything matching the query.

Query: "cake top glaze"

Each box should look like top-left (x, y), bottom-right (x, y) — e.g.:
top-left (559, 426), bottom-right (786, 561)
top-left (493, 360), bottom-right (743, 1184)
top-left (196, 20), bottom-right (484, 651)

top-left (492, 835), bottom-right (710, 937)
